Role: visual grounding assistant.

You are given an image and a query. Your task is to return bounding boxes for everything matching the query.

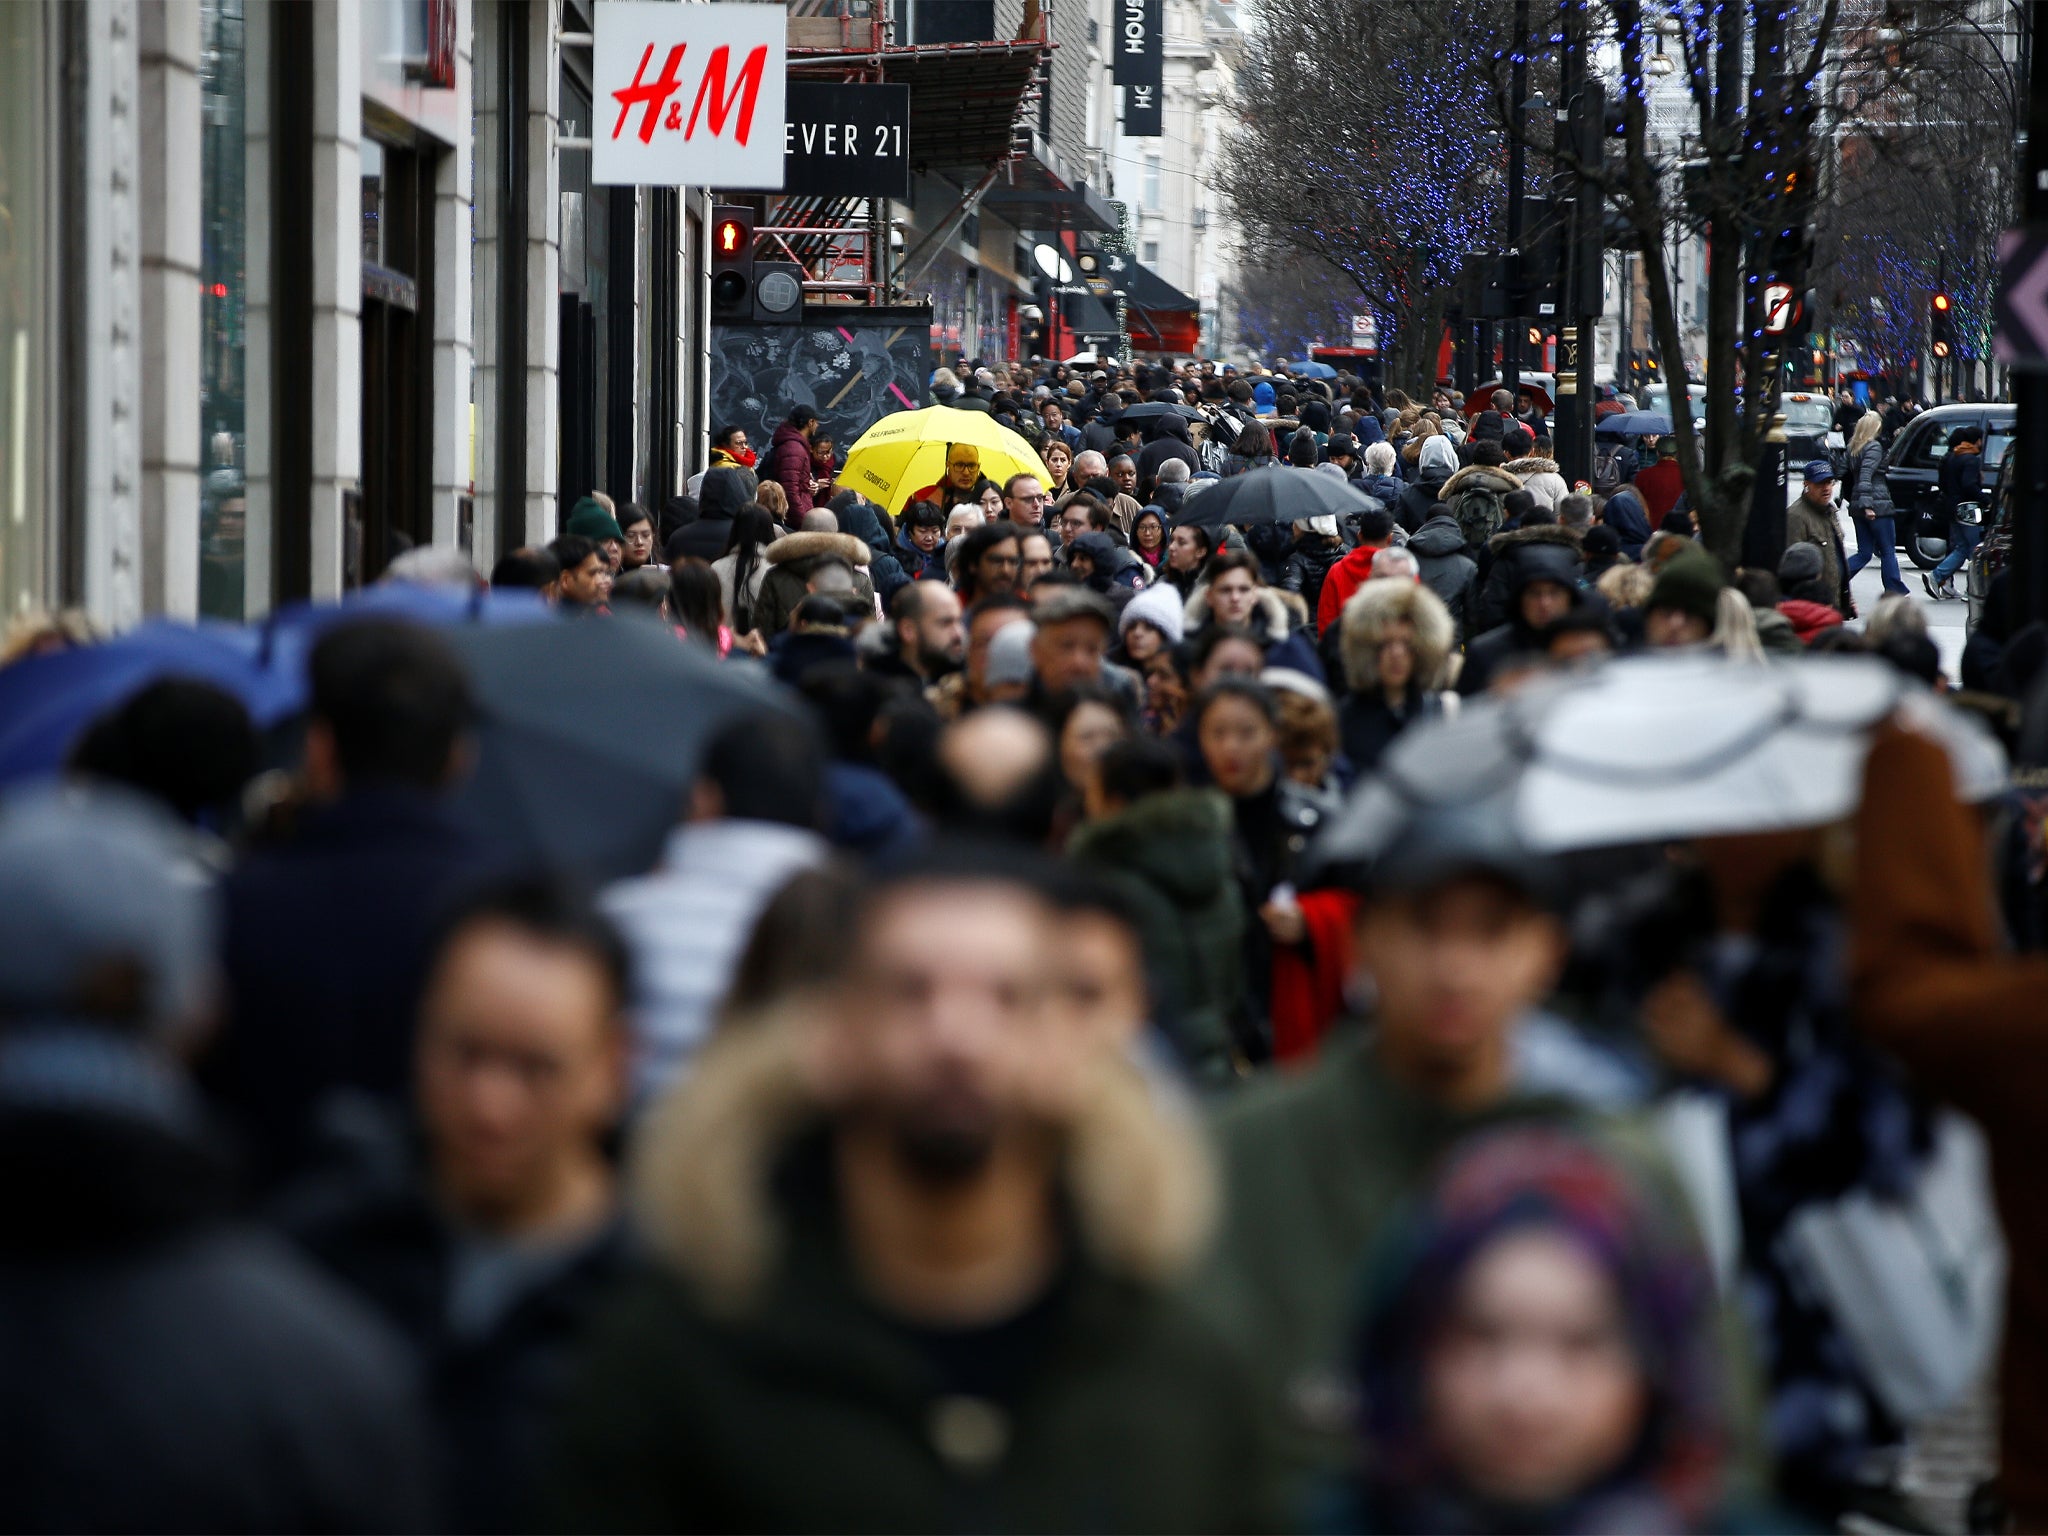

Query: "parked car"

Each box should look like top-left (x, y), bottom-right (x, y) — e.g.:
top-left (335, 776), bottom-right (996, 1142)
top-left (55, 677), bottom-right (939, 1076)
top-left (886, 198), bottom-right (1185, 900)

top-left (1780, 391), bottom-right (1845, 472)
top-left (1880, 402), bottom-right (2016, 572)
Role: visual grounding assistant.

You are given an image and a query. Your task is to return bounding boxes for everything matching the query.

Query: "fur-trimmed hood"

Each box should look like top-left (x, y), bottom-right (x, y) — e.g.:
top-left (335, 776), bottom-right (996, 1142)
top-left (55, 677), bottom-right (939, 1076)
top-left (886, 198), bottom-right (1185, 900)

top-left (1485, 523), bottom-right (1583, 557)
top-left (1340, 577), bottom-right (1455, 692)
top-left (1440, 463), bottom-right (1522, 499)
top-left (764, 531), bottom-right (872, 568)
top-left (630, 1014), bottom-right (1216, 1315)
top-left (1502, 456), bottom-right (1561, 478)
top-left (1184, 582), bottom-right (1292, 644)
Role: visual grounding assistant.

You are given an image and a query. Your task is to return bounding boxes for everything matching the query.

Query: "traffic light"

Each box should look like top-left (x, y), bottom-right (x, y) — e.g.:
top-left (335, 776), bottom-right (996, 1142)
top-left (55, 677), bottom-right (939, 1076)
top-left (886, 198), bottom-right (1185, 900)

top-left (1930, 290), bottom-right (1954, 357)
top-left (711, 205), bottom-right (754, 322)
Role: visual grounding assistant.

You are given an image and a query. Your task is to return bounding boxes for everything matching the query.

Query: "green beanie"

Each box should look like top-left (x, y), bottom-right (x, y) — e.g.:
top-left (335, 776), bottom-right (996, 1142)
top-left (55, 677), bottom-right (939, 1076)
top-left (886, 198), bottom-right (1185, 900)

top-left (1644, 542), bottom-right (1724, 625)
top-left (565, 497), bottom-right (625, 544)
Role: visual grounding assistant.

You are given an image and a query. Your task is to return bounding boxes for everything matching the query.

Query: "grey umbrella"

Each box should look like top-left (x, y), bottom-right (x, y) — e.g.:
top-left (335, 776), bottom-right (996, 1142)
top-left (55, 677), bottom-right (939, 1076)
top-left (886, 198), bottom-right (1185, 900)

top-left (443, 612), bottom-right (804, 881)
top-left (1175, 464), bottom-right (1380, 529)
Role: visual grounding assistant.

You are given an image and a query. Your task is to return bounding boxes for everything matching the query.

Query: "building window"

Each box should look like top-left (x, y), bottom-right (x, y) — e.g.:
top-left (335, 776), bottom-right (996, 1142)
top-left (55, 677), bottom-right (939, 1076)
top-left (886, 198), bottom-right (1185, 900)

top-left (1142, 239), bottom-right (1160, 265)
top-left (198, 0), bottom-right (248, 618)
top-left (1142, 153), bottom-right (1161, 209)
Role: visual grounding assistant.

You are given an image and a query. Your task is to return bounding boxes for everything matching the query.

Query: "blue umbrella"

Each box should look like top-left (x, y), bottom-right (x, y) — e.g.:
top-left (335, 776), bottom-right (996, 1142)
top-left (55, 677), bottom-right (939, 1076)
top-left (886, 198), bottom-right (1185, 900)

top-left (1596, 411), bottom-right (1674, 437)
top-left (0, 621), bottom-right (287, 787)
top-left (1290, 360), bottom-right (1339, 379)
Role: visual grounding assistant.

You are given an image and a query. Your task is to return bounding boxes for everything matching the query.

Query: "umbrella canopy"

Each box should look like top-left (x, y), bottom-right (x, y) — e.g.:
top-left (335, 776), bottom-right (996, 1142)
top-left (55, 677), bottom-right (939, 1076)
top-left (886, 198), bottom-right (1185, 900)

top-left (1113, 401), bottom-right (1208, 426)
top-left (1310, 654), bottom-right (2004, 876)
top-left (839, 406), bottom-right (1044, 514)
top-left (0, 621), bottom-right (286, 787)
top-left (443, 614), bottom-right (803, 881)
top-left (1596, 411), bottom-right (1674, 437)
top-left (1175, 463), bottom-right (1379, 529)
top-left (1289, 360), bottom-right (1339, 379)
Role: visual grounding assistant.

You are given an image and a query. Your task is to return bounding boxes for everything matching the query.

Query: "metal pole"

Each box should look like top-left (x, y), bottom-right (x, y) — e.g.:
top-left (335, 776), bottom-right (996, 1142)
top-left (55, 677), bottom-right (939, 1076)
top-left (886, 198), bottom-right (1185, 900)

top-left (1503, 0), bottom-right (1529, 402)
top-left (2014, 0), bottom-right (2048, 626)
top-left (1935, 250), bottom-right (1947, 406)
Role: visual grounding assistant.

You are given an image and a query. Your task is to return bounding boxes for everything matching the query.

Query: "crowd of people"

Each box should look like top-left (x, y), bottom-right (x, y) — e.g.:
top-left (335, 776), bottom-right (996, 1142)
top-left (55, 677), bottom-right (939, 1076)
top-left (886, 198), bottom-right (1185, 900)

top-left (1, 353), bottom-right (2044, 1535)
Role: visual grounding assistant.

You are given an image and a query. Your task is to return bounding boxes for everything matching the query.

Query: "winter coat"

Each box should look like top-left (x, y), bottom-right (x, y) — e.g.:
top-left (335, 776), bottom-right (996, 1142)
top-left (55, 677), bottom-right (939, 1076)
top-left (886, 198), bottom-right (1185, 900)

top-left (1778, 597), bottom-right (1845, 643)
top-left (1068, 788), bottom-right (1249, 1084)
top-left (278, 1115), bottom-right (635, 1534)
top-left (1850, 439), bottom-right (1895, 519)
top-left (1601, 485), bottom-right (1654, 560)
top-left (765, 423), bottom-right (817, 518)
top-left (1358, 471), bottom-right (1405, 512)
top-left (711, 548), bottom-right (772, 632)
top-left (1457, 544), bottom-right (1588, 697)
top-left (833, 498), bottom-right (909, 608)
top-left (1194, 1034), bottom-right (1662, 1486)
top-left (1783, 492), bottom-right (1847, 613)
top-left (1502, 455), bottom-right (1570, 512)
top-left (1406, 514), bottom-right (1479, 637)
top-left (546, 1020), bottom-right (1280, 1533)
top-left (0, 1027), bottom-right (434, 1532)
top-left (1394, 471), bottom-right (1449, 533)
top-left (1338, 575), bottom-right (1455, 695)
top-left (1852, 726), bottom-right (2048, 1529)
top-left (601, 819), bottom-right (830, 1101)
top-left (1187, 583), bottom-right (1326, 684)
top-left (671, 467), bottom-right (754, 562)
top-left (894, 532), bottom-right (948, 582)
top-left (1635, 457), bottom-right (1686, 525)
top-left (1311, 543), bottom-right (1387, 636)
top-left (1439, 463), bottom-right (1523, 552)
top-left (750, 531), bottom-right (878, 639)
top-left (1469, 525), bottom-right (1585, 637)
top-left (1135, 415), bottom-right (1200, 491)
top-left (206, 789), bottom-right (487, 1191)
top-left (1337, 691), bottom-right (1444, 778)
top-left (1282, 537), bottom-right (1347, 622)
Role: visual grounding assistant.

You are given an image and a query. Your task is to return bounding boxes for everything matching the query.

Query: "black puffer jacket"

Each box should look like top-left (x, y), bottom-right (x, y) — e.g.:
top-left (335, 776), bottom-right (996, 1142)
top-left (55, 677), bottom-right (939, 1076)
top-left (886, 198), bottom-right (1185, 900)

top-left (1469, 525), bottom-right (1585, 637)
top-left (1407, 514), bottom-right (1478, 635)
top-left (1281, 535), bottom-right (1348, 620)
top-left (671, 467), bottom-right (755, 562)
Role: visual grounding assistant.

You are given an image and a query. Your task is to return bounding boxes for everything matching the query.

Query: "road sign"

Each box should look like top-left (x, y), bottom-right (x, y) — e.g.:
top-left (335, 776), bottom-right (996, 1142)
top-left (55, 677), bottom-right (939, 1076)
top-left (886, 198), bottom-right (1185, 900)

top-left (593, 2), bottom-right (787, 189)
top-left (1350, 314), bottom-right (1377, 345)
top-left (1763, 284), bottom-right (1796, 335)
top-left (1996, 227), bottom-right (2048, 370)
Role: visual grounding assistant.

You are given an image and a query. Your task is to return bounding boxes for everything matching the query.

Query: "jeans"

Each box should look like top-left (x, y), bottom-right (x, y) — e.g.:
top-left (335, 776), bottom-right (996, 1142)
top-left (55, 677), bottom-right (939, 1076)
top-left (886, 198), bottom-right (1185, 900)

top-left (1931, 518), bottom-right (1982, 585)
top-left (1844, 511), bottom-right (1909, 595)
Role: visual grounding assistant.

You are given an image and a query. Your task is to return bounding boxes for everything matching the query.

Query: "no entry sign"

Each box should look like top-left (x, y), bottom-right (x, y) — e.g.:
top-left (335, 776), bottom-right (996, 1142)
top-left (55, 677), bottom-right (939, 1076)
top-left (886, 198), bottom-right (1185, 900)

top-left (593, 2), bottom-right (788, 189)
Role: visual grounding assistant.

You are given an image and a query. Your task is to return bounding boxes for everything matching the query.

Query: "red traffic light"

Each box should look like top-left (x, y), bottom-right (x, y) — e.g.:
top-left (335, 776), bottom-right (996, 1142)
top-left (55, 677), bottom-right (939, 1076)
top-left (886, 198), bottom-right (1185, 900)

top-left (716, 219), bottom-right (746, 256)
top-left (1932, 292), bottom-right (1951, 312)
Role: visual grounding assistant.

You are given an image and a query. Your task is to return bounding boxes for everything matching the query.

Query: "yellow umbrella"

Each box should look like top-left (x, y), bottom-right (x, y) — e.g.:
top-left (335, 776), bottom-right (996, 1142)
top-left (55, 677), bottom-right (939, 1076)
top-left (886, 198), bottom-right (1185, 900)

top-left (840, 406), bottom-right (1045, 514)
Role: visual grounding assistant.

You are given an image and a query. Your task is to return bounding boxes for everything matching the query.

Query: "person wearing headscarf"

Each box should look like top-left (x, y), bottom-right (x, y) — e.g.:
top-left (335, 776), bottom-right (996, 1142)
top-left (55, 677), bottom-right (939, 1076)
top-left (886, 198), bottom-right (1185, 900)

top-left (1342, 1127), bottom-right (1737, 1535)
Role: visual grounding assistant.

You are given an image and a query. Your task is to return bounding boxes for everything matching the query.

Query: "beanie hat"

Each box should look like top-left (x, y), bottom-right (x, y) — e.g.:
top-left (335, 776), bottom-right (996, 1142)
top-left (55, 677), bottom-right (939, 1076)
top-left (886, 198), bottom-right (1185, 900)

top-left (1777, 541), bottom-right (1824, 587)
top-left (1117, 577), bottom-right (1186, 646)
top-left (1645, 542), bottom-right (1725, 624)
top-left (565, 497), bottom-right (626, 545)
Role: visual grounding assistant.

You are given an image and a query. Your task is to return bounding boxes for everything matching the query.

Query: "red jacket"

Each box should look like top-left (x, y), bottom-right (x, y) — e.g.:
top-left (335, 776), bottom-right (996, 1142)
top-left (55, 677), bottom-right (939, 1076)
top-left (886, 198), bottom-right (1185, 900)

top-left (766, 422), bottom-right (817, 517)
top-left (1778, 598), bottom-right (1844, 643)
top-left (1315, 542), bottom-right (1389, 634)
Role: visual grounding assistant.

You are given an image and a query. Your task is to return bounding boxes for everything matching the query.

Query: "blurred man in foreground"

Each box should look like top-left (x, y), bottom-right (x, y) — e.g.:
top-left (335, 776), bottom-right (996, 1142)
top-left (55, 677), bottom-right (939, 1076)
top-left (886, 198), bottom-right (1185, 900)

top-left (550, 844), bottom-right (1273, 1531)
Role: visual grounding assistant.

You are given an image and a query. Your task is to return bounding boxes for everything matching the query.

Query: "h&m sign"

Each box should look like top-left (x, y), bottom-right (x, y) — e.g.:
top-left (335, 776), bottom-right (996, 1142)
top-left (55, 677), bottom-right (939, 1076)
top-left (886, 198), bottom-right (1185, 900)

top-left (593, 2), bottom-right (788, 188)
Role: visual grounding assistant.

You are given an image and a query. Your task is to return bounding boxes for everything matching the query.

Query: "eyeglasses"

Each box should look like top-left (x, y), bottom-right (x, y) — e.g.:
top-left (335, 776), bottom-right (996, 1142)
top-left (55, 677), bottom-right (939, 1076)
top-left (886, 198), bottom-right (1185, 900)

top-left (1010, 492), bottom-right (1047, 506)
top-left (947, 459), bottom-right (980, 472)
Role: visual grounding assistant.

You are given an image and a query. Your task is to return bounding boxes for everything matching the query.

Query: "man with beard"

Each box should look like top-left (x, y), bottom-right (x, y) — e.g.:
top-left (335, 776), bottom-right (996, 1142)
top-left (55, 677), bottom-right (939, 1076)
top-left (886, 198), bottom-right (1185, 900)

top-left (872, 581), bottom-right (964, 686)
top-left (550, 846), bottom-right (1276, 1531)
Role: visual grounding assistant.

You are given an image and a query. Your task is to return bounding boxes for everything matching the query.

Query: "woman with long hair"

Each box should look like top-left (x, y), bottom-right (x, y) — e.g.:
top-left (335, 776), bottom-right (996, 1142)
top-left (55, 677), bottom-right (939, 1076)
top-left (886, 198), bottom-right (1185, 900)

top-left (1130, 506), bottom-right (1169, 575)
top-left (1041, 438), bottom-right (1076, 499)
top-left (667, 558), bottom-right (731, 654)
top-left (1844, 410), bottom-right (1907, 596)
top-left (711, 505), bottom-right (777, 640)
top-left (1224, 422), bottom-right (1276, 478)
top-left (616, 502), bottom-right (663, 574)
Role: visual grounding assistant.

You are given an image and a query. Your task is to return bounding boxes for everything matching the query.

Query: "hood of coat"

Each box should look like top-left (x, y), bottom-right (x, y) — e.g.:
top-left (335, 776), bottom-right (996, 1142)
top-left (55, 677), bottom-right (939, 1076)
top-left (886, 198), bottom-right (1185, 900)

top-left (1486, 523), bottom-right (1583, 558)
top-left (698, 466), bottom-right (754, 523)
top-left (765, 531), bottom-right (872, 569)
top-left (1147, 413), bottom-right (1193, 445)
top-left (630, 1011), bottom-right (1216, 1314)
top-left (832, 497), bottom-right (895, 563)
top-left (1441, 463), bottom-right (1522, 500)
top-left (1340, 575), bottom-right (1455, 693)
top-left (1185, 582), bottom-right (1291, 644)
top-left (1407, 514), bottom-right (1470, 558)
top-left (1778, 598), bottom-right (1845, 639)
top-left (770, 421), bottom-right (813, 456)
top-left (1067, 788), bottom-right (1237, 907)
top-left (1503, 456), bottom-right (1561, 479)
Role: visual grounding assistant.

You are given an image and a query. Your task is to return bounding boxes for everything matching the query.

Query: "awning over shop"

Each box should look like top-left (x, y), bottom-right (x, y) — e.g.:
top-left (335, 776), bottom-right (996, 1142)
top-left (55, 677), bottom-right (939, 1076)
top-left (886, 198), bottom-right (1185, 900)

top-left (880, 40), bottom-right (1046, 174)
top-left (1119, 260), bottom-right (1201, 354)
top-left (1120, 260), bottom-right (1200, 314)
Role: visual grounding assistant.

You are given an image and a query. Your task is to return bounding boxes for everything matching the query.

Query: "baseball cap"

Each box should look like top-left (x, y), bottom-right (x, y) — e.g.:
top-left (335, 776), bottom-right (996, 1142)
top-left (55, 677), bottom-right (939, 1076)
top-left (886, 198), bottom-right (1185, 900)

top-left (1804, 459), bottom-right (1836, 484)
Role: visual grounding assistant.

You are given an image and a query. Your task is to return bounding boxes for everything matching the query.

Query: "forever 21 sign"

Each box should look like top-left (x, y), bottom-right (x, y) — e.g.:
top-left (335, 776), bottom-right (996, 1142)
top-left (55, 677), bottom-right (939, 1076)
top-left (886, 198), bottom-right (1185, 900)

top-left (783, 83), bottom-right (912, 199)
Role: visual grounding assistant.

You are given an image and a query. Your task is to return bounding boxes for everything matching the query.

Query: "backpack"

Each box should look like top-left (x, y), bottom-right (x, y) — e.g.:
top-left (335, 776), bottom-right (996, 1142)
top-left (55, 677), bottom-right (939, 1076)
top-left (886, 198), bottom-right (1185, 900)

top-left (1592, 440), bottom-right (1627, 493)
top-left (1449, 478), bottom-right (1508, 548)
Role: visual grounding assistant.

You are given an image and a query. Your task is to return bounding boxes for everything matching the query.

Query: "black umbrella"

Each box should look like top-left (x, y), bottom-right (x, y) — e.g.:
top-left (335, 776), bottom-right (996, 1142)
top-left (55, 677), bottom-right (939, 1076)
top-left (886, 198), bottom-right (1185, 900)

top-left (444, 614), bottom-right (803, 881)
top-left (1175, 464), bottom-right (1379, 529)
top-left (1114, 400), bottom-right (1207, 426)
